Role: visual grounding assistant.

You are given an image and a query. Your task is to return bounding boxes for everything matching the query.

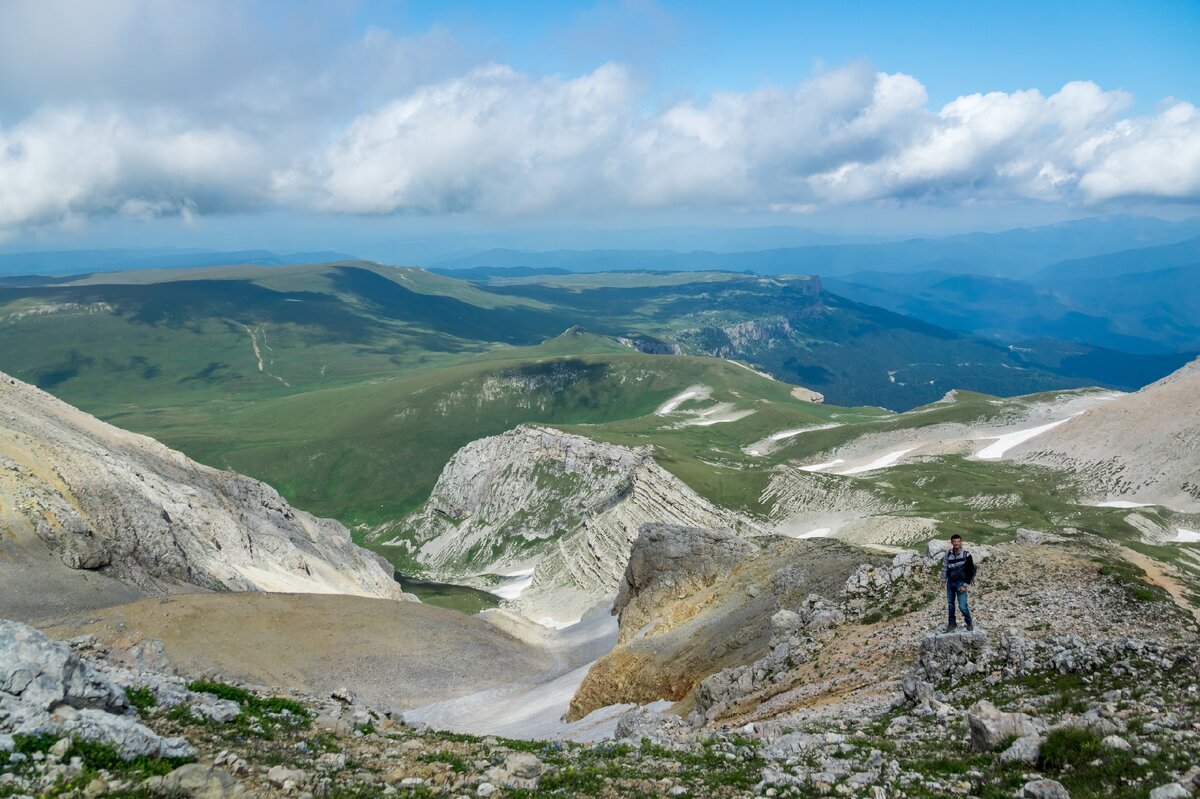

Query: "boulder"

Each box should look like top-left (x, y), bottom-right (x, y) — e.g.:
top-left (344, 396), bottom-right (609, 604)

top-left (1149, 784), bottom-right (1190, 799)
top-left (504, 752), bottom-right (545, 780)
top-left (999, 735), bottom-right (1042, 764)
top-left (65, 709), bottom-right (194, 760)
top-left (147, 764), bottom-right (247, 799)
top-left (0, 620), bottom-right (127, 714)
top-left (0, 620), bottom-right (193, 760)
top-left (1023, 779), bottom-right (1070, 799)
top-left (266, 765), bottom-right (308, 788)
top-left (191, 698), bottom-right (241, 724)
top-left (968, 700), bottom-right (1045, 752)
top-left (926, 539), bottom-right (952, 559)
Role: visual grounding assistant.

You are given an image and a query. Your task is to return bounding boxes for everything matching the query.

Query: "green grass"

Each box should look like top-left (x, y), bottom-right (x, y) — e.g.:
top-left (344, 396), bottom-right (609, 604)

top-left (184, 680), bottom-right (311, 738)
top-left (124, 685), bottom-right (157, 713)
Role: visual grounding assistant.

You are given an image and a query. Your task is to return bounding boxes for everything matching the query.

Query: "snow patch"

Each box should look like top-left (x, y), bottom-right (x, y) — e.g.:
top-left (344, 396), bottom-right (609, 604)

top-left (655, 385), bottom-right (711, 415)
top-left (1171, 528), bottom-right (1200, 543)
top-left (1095, 501), bottom-right (1154, 508)
top-left (800, 458), bottom-right (845, 472)
top-left (841, 448), bottom-right (917, 475)
top-left (975, 416), bottom-right (1077, 460)
top-left (490, 569), bottom-right (536, 600)
top-left (797, 528), bottom-right (831, 539)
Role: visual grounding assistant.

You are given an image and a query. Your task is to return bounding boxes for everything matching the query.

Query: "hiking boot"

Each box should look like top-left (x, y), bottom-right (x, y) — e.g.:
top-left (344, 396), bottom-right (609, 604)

top-left (945, 624), bottom-right (958, 633)
top-left (965, 623), bottom-right (974, 632)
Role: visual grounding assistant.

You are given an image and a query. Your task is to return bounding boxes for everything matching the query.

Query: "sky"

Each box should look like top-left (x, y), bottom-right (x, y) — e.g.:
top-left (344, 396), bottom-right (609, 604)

top-left (1, 0), bottom-right (1199, 255)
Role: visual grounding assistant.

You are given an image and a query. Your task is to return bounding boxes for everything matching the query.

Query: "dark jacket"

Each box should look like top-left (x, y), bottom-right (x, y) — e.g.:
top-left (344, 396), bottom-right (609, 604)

top-left (941, 547), bottom-right (976, 585)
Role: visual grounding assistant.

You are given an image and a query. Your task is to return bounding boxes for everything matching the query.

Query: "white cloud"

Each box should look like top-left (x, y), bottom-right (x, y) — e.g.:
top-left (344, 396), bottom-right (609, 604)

top-left (0, 106), bottom-right (264, 231)
top-left (280, 63), bottom-right (637, 215)
top-left (1, 43), bottom-right (1198, 236)
top-left (1076, 101), bottom-right (1200, 202)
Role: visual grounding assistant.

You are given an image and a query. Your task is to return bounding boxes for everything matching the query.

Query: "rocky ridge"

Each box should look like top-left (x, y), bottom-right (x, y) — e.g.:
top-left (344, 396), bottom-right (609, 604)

top-left (0, 371), bottom-right (408, 617)
top-left (1012, 355), bottom-right (1200, 513)
top-left (375, 425), bottom-right (759, 625)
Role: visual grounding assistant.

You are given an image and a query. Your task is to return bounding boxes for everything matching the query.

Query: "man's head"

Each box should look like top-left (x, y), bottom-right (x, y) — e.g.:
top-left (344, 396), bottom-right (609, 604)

top-left (950, 534), bottom-right (962, 552)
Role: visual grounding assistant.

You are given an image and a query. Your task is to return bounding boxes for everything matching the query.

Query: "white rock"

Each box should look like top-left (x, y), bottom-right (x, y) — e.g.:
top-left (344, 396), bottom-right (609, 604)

top-left (968, 700), bottom-right (1045, 752)
top-left (1023, 779), bottom-right (1070, 799)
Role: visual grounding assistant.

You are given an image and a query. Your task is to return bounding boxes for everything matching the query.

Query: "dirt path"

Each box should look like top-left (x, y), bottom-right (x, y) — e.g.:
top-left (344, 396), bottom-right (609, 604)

top-left (1118, 545), bottom-right (1200, 623)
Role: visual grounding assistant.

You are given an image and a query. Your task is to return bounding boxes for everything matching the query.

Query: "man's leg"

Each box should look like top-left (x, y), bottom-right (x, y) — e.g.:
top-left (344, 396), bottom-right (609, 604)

top-left (958, 587), bottom-right (973, 628)
top-left (946, 584), bottom-right (958, 628)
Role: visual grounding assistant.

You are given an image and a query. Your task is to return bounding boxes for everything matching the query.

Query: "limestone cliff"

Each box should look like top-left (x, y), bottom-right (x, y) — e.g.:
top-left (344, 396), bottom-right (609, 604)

top-left (0, 371), bottom-right (408, 617)
top-left (374, 426), bottom-right (761, 625)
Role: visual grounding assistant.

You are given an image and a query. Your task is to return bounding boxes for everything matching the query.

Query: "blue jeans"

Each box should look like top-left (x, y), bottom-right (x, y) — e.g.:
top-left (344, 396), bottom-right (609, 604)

top-left (947, 582), bottom-right (973, 627)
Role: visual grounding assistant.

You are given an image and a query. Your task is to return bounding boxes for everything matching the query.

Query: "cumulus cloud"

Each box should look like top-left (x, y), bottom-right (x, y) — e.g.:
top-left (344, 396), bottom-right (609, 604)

top-left (1, 45), bottom-right (1198, 236)
top-left (0, 106), bottom-right (265, 230)
top-left (279, 63), bottom-right (638, 215)
top-left (289, 61), bottom-right (1199, 216)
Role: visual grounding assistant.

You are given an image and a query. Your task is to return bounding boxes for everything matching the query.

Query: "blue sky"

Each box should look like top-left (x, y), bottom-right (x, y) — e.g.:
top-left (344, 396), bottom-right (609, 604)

top-left (382, 0), bottom-right (1200, 108)
top-left (1, 0), bottom-right (1198, 254)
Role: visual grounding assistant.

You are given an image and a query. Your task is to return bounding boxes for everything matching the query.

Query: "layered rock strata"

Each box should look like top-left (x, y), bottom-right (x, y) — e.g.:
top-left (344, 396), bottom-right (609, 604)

top-left (0, 371), bottom-right (407, 615)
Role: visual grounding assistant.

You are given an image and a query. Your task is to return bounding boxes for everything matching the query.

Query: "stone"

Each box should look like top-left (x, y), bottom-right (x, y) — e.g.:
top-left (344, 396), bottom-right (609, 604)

top-left (150, 763), bottom-right (247, 799)
top-left (330, 688), bottom-right (357, 706)
top-left (49, 737), bottom-right (71, 757)
top-left (1149, 784), bottom-right (1190, 799)
top-left (999, 735), bottom-right (1042, 765)
top-left (476, 784), bottom-right (496, 798)
top-left (267, 765), bottom-right (308, 788)
top-left (1023, 779), bottom-right (1070, 799)
top-left (84, 777), bottom-right (109, 798)
top-left (191, 698), bottom-right (241, 724)
top-left (926, 539), bottom-right (952, 559)
top-left (0, 620), bottom-right (127, 714)
top-left (1101, 734), bottom-right (1131, 750)
top-left (504, 752), bottom-right (545, 780)
top-left (967, 701), bottom-right (1045, 752)
top-left (65, 708), bottom-right (194, 759)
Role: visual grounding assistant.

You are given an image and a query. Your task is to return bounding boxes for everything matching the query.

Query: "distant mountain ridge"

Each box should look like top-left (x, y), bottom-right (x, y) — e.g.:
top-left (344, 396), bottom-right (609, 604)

top-left (432, 216), bottom-right (1200, 278)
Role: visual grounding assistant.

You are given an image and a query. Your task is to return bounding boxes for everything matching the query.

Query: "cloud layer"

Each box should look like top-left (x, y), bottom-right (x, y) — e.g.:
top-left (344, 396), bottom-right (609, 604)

top-left (1, 10), bottom-right (1199, 237)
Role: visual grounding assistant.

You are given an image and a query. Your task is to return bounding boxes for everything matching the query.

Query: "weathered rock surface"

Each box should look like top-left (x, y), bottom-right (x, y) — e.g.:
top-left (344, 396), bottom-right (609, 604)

top-left (1012, 355), bottom-right (1200, 513)
top-left (569, 528), bottom-right (877, 720)
top-left (374, 425), bottom-right (760, 624)
top-left (0, 372), bottom-right (408, 619)
top-left (147, 763), bottom-right (247, 799)
top-left (0, 620), bottom-right (193, 759)
top-left (614, 524), bottom-right (760, 640)
top-left (967, 700), bottom-right (1046, 751)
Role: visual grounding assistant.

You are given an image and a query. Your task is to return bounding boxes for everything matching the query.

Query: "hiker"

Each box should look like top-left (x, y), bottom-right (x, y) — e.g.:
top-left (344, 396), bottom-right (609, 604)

top-left (941, 534), bottom-right (976, 631)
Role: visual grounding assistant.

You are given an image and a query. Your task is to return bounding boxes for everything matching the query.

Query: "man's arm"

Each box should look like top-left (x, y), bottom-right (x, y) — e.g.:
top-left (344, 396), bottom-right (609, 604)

top-left (941, 553), bottom-right (948, 583)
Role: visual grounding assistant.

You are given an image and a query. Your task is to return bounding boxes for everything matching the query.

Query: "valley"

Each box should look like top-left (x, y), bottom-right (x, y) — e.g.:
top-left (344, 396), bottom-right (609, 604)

top-left (2, 256), bottom-right (1198, 799)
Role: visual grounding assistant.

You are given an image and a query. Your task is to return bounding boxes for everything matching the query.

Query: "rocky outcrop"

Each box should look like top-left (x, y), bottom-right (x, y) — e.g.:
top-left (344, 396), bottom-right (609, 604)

top-left (0, 371), bottom-right (407, 614)
top-left (1011, 355), bottom-right (1200, 513)
top-left (0, 620), bottom-right (193, 759)
top-left (614, 524), bottom-right (760, 640)
top-left (568, 530), bottom-right (874, 720)
top-left (375, 426), bottom-right (759, 624)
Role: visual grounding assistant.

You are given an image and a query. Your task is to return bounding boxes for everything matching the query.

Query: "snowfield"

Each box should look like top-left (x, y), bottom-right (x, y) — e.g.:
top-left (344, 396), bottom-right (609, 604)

top-left (975, 416), bottom-right (1077, 460)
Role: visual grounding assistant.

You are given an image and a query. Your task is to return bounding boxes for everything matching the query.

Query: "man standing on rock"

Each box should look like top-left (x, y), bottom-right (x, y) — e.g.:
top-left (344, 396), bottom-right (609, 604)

top-left (941, 534), bottom-right (976, 631)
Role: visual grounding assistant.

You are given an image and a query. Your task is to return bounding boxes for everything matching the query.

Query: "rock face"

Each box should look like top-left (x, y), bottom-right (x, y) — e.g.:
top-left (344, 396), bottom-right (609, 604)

top-left (614, 525), bottom-right (760, 638)
top-left (0, 371), bottom-right (407, 615)
top-left (0, 619), bottom-right (193, 759)
top-left (1012, 356), bottom-right (1200, 513)
top-left (568, 529), bottom-right (875, 720)
top-left (375, 426), bottom-right (758, 624)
